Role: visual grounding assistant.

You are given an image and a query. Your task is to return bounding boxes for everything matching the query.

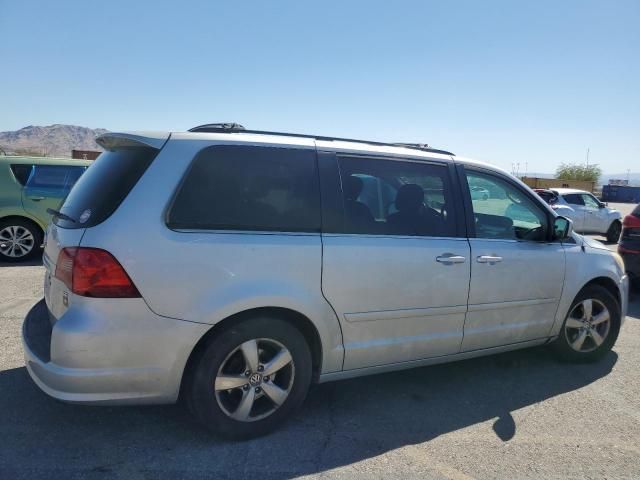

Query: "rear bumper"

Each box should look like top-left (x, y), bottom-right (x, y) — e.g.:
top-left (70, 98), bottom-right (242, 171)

top-left (22, 298), bottom-right (209, 405)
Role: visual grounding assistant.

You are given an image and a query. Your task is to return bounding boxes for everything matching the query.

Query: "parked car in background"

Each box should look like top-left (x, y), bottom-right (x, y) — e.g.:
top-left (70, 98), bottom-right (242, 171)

top-left (0, 156), bottom-right (91, 261)
top-left (534, 189), bottom-right (576, 219)
top-left (535, 187), bottom-right (622, 243)
top-left (470, 185), bottom-right (490, 200)
top-left (22, 125), bottom-right (628, 439)
top-left (618, 203), bottom-right (640, 287)
top-left (534, 188), bottom-right (559, 205)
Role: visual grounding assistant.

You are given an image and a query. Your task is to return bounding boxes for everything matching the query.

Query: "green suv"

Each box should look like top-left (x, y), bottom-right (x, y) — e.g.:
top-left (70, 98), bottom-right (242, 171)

top-left (0, 156), bottom-right (91, 262)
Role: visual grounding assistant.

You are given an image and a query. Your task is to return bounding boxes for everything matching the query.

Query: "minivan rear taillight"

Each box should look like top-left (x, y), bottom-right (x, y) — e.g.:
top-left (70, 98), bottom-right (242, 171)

top-left (55, 248), bottom-right (141, 298)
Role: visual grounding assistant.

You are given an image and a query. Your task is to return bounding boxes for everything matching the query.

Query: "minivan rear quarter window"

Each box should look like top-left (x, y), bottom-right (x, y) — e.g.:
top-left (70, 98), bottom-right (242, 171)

top-left (55, 147), bottom-right (158, 229)
top-left (168, 145), bottom-right (320, 232)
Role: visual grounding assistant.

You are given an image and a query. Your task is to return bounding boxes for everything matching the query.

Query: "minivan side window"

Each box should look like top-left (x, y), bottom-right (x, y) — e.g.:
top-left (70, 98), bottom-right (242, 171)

top-left (168, 145), bottom-right (320, 232)
top-left (465, 171), bottom-right (548, 241)
top-left (336, 156), bottom-right (456, 237)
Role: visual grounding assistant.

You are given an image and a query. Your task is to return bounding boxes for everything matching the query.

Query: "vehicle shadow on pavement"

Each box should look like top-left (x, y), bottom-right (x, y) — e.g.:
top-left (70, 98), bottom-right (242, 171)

top-left (0, 347), bottom-right (617, 479)
top-left (0, 256), bottom-right (43, 268)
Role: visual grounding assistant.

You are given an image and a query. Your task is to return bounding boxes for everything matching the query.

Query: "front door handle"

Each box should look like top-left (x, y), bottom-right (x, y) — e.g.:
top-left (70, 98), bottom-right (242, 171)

top-left (436, 254), bottom-right (466, 264)
top-left (477, 255), bottom-right (503, 264)
top-left (29, 196), bottom-right (45, 201)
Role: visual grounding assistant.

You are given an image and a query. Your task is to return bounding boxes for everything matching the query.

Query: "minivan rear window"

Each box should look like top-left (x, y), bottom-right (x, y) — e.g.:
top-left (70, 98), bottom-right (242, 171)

top-left (167, 145), bottom-right (320, 232)
top-left (55, 147), bottom-right (158, 229)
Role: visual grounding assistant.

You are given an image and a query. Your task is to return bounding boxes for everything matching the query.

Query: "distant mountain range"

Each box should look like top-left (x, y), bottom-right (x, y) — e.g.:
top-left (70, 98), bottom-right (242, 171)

top-left (0, 124), bottom-right (108, 158)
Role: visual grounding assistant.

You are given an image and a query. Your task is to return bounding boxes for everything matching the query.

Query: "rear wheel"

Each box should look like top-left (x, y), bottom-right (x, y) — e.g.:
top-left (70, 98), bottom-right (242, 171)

top-left (551, 285), bottom-right (620, 362)
top-left (186, 316), bottom-right (312, 440)
top-left (606, 220), bottom-right (622, 243)
top-left (0, 219), bottom-right (42, 262)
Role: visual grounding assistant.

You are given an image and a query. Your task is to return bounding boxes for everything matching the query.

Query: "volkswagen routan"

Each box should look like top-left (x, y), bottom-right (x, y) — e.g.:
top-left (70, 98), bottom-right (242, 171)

top-left (22, 124), bottom-right (629, 439)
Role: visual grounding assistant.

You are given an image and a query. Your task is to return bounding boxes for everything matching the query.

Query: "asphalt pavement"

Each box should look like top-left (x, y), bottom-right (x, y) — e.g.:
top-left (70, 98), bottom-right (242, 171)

top-left (0, 205), bottom-right (638, 479)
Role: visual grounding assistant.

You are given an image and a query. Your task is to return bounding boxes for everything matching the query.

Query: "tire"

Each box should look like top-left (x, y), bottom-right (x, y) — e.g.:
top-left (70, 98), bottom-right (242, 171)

top-left (551, 284), bottom-right (621, 363)
top-left (186, 315), bottom-right (312, 440)
top-left (0, 218), bottom-right (43, 262)
top-left (606, 220), bottom-right (622, 243)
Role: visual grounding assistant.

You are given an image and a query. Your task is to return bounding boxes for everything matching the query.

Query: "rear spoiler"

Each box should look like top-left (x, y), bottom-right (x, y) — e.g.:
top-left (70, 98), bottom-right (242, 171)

top-left (96, 132), bottom-right (170, 151)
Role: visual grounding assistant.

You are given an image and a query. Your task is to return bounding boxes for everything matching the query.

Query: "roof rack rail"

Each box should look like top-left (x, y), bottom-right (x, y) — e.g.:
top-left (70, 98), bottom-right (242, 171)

top-left (393, 143), bottom-right (432, 150)
top-left (189, 123), bottom-right (245, 132)
top-left (187, 123), bottom-right (454, 156)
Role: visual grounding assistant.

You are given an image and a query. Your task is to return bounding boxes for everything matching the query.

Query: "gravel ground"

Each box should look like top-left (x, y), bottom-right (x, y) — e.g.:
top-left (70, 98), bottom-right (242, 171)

top-left (0, 203), bottom-right (638, 479)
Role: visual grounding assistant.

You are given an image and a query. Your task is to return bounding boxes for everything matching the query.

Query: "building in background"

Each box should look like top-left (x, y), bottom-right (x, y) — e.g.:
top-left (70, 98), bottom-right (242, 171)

top-left (71, 149), bottom-right (100, 160)
top-left (521, 176), bottom-right (595, 193)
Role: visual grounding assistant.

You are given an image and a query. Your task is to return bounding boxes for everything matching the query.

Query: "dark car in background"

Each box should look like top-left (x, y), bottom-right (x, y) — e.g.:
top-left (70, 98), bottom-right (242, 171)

top-left (619, 204), bottom-right (640, 288)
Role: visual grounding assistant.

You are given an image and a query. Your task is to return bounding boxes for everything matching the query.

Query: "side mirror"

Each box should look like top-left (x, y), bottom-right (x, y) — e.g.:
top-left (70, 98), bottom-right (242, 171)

top-left (553, 216), bottom-right (573, 240)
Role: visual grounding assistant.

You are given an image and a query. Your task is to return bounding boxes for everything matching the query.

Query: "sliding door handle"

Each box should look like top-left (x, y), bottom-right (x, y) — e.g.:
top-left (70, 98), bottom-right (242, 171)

top-left (477, 255), bottom-right (503, 264)
top-left (436, 254), bottom-right (466, 264)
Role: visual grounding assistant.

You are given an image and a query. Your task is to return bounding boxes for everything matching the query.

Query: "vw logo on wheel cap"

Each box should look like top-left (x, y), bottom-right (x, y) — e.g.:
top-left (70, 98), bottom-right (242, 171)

top-left (249, 373), bottom-right (262, 386)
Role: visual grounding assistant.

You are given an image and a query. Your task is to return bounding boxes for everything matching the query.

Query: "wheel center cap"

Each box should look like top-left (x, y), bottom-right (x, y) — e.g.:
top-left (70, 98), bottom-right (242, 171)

top-left (249, 373), bottom-right (262, 386)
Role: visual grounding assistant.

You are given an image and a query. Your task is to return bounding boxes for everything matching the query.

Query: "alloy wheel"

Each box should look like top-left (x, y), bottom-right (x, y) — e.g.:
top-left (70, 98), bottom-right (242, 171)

top-left (565, 298), bottom-right (611, 353)
top-left (610, 222), bottom-right (621, 240)
top-left (0, 225), bottom-right (35, 258)
top-left (214, 338), bottom-right (295, 422)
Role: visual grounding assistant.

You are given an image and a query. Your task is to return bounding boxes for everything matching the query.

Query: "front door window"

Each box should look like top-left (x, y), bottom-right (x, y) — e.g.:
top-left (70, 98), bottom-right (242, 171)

top-left (465, 172), bottom-right (548, 241)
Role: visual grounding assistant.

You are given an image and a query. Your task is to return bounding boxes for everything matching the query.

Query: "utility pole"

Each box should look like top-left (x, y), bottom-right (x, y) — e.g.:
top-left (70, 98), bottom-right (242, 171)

top-left (586, 148), bottom-right (590, 166)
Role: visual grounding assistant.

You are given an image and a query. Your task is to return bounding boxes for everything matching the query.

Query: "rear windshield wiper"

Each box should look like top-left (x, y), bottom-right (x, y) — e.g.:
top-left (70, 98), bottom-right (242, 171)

top-left (46, 208), bottom-right (77, 223)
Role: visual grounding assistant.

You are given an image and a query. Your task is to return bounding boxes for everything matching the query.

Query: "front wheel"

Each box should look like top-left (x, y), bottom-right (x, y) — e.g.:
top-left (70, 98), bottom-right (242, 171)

top-left (606, 220), bottom-right (622, 243)
top-left (186, 316), bottom-right (312, 440)
top-left (551, 285), bottom-right (620, 362)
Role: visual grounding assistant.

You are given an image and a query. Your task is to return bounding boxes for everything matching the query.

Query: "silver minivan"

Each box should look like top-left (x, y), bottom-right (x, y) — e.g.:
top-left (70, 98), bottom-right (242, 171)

top-left (23, 124), bottom-right (629, 439)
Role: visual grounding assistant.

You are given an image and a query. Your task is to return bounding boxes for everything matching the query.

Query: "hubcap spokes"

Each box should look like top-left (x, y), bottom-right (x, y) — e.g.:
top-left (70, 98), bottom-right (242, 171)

top-left (214, 338), bottom-right (294, 422)
top-left (0, 226), bottom-right (35, 258)
top-left (565, 298), bottom-right (611, 353)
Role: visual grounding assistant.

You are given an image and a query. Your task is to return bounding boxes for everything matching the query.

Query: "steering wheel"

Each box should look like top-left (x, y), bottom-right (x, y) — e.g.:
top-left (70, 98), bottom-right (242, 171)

top-left (520, 226), bottom-right (545, 241)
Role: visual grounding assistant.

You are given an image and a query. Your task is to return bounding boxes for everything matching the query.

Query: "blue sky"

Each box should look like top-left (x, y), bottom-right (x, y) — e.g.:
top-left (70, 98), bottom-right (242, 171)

top-left (1, 0), bottom-right (638, 173)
